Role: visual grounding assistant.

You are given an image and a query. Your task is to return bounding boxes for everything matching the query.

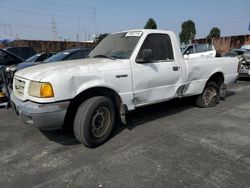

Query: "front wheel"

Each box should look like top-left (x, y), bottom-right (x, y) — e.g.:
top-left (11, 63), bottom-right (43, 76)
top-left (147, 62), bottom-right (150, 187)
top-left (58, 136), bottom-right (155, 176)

top-left (195, 82), bottom-right (220, 108)
top-left (73, 96), bottom-right (115, 148)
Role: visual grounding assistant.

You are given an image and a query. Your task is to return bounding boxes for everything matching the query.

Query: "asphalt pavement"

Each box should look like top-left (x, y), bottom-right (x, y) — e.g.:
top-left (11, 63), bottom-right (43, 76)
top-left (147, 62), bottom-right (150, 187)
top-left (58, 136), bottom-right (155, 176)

top-left (0, 80), bottom-right (250, 188)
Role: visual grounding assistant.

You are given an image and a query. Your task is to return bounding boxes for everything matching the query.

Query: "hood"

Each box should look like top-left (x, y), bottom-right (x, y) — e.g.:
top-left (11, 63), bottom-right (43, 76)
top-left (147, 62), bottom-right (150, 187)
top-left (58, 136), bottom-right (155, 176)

top-left (15, 58), bottom-right (125, 81)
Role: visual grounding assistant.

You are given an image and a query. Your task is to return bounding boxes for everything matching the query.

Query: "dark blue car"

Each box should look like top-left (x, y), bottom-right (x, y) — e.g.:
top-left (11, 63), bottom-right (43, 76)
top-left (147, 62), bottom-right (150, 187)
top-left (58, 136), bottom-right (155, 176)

top-left (16, 48), bottom-right (91, 70)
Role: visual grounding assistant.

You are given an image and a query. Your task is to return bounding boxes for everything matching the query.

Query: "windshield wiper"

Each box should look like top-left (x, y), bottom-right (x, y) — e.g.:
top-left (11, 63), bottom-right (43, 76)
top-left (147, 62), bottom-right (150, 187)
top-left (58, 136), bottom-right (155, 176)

top-left (92, 54), bottom-right (116, 60)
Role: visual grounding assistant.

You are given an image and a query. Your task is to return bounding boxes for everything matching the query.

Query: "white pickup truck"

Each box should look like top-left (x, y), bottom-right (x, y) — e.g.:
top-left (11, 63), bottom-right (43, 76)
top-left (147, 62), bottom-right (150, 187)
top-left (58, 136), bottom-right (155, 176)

top-left (11, 29), bottom-right (238, 147)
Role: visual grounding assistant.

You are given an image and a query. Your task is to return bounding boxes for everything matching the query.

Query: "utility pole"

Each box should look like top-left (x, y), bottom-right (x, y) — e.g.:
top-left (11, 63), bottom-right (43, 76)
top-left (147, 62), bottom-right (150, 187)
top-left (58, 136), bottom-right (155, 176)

top-left (81, 24), bottom-right (87, 42)
top-left (51, 17), bottom-right (58, 41)
top-left (0, 24), bottom-right (13, 38)
top-left (92, 7), bottom-right (97, 40)
top-left (77, 17), bottom-right (80, 42)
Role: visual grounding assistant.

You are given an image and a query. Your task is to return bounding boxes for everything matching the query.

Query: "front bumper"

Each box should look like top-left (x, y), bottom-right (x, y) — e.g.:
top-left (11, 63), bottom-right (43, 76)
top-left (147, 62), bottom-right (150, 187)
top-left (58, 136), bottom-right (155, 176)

top-left (238, 68), bottom-right (250, 78)
top-left (10, 92), bottom-right (70, 129)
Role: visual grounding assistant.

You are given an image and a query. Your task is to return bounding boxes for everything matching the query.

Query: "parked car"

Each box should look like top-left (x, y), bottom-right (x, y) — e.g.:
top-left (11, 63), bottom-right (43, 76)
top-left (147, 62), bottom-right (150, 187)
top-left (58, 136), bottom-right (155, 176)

top-left (43, 48), bottom-right (91, 62)
top-left (238, 51), bottom-right (250, 78)
top-left (224, 48), bottom-right (249, 57)
top-left (14, 48), bottom-right (91, 71)
top-left (224, 47), bottom-right (250, 79)
top-left (241, 45), bottom-right (250, 51)
top-left (0, 48), bottom-right (25, 66)
top-left (4, 52), bottom-right (55, 90)
top-left (0, 69), bottom-right (6, 103)
top-left (5, 48), bottom-right (91, 91)
top-left (0, 48), bottom-right (25, 104)
top-left (183, 43), bottom-right (216, 58)
top-left (25, 52), bottom-right (57, 63)
top-left (180, 44), bottom-right (187, 53)
top-left (3, 46), bottom-right (36, 60)
top-left (11, 29), bottom-right (238, 147)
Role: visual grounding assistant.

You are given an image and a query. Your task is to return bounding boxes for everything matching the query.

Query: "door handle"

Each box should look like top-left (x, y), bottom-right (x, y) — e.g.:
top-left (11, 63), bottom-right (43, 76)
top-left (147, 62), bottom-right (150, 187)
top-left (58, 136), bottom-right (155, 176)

top-left (173, 66), bottom-right (180, 71)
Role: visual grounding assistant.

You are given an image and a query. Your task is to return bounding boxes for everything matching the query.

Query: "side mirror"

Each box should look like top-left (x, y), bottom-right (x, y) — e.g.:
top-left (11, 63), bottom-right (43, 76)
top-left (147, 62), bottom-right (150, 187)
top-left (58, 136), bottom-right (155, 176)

top-left (136, 49), bottom-right (153, 63)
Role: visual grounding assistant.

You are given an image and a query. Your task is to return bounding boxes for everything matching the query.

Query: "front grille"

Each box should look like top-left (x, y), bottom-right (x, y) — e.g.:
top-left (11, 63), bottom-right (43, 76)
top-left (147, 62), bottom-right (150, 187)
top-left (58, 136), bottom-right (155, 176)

top-left (14, 78), bottom-right (26, 97)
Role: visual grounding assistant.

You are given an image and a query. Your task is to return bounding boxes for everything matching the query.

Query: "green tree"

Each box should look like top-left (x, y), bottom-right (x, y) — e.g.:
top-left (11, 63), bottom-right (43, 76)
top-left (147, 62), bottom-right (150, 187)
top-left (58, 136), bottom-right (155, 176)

top-left (179, 20), bottom-right (196, 44)
top-left (95, 33), bottom-right (109, 44)
top-left (207, 27), bottom-right (221, 39)
top-left (144, 18), bottom-right (157, 29)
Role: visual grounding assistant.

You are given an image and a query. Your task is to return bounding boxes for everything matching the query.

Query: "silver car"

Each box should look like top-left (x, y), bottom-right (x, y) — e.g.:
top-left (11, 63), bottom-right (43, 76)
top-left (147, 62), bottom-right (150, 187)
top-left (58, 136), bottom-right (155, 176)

top-left (238, 51), bottom-right (250, 78)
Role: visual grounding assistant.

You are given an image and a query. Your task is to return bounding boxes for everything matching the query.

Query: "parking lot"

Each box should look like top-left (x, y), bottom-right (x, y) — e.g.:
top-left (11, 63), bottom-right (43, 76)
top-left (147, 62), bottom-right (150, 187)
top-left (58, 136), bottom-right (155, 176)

top-left (0, 80), bottom-right (250, 187)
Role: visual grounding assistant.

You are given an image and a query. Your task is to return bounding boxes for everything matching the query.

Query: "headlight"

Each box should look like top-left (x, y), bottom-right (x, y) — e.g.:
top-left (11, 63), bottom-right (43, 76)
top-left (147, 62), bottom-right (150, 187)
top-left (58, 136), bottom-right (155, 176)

top-left (28, 81), bottom-right (54, 98)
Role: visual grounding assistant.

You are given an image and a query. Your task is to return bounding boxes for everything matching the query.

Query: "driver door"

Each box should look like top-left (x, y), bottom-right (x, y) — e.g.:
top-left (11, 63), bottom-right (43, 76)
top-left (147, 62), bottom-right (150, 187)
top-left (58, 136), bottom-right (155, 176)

top-left (131, 34), bottom-right (182, 106)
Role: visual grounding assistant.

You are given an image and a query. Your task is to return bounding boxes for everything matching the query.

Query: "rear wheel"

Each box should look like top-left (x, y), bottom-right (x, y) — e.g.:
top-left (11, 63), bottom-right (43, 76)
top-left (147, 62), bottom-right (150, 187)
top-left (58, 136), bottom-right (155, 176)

top-left (73, 96), bottom-right (115, 148)
top-left (195, 82), bottom-right (220, 108)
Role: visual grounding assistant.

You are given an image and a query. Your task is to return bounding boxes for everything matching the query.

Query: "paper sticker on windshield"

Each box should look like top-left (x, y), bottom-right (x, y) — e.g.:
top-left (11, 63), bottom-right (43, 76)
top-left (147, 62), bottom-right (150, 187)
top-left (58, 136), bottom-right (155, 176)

top-left (125, 31), bottom-right (142, 37)
top-left (63, 52), bottom-right (70, 55)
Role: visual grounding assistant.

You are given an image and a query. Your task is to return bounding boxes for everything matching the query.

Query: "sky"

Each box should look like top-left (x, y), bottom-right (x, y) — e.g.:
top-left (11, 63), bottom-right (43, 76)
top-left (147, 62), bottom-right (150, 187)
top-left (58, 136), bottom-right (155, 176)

top-left (0, 0), bottom-right (249, 41)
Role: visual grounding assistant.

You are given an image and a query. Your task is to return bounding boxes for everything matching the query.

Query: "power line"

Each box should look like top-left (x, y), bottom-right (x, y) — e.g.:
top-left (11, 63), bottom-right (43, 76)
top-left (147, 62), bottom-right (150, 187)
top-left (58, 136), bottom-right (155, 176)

top-left (0, 2), bottom-right (96, 38)
top-left (1, 22), bottom-right (79, 33)
top-left (3, 0), bottom-right (94, 15)
top-left (1, 22), bottom-right (95, 40)
top-left (0, 6), bottom-right (93, 20)
top-left (35, 0), bottom-right (95, 10)
top-left (195, 16), bottom-right (250, 23)
top-left (197, 19), bottom-right (250, 26)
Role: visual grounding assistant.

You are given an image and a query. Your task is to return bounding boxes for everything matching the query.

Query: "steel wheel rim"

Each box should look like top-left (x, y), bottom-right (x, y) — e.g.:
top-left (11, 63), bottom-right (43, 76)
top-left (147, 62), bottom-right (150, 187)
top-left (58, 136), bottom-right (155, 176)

top-left (91, 106), bottom-right (111, 138)
top-left (203, 87), bottom-right (217, 106)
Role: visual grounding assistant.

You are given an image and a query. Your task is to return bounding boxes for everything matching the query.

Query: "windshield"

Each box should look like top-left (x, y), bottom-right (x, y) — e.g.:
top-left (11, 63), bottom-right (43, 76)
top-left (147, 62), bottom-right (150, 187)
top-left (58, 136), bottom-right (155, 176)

top-left (89, 31), bottom-right (142, 59)
top-left (43, 51), bottom-right (69, 63)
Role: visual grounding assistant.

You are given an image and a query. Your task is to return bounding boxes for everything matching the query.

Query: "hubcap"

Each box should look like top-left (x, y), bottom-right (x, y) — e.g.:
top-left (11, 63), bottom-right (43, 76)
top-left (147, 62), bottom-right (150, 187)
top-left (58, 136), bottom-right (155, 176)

top-left (203, 87), bottom-right (217, 106)
top-left (91, 107), bottom-right (110, 138)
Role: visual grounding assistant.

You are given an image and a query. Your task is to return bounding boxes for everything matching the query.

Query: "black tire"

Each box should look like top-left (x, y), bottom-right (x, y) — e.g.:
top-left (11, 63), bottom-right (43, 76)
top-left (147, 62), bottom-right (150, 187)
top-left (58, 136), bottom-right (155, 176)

top-left (73, 96), bottom-right (115, 148)
top-left (195, 82), bottom-right (220, 108)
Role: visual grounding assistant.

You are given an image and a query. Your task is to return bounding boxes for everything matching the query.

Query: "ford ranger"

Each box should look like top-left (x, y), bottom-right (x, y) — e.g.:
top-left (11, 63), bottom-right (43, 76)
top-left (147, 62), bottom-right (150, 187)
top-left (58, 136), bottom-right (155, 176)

top-left (11, 29), bottom-right (239, 147)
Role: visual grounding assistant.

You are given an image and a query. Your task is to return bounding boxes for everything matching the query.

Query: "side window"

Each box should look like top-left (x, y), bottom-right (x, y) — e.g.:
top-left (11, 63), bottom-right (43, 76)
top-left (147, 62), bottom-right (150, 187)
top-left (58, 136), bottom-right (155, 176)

top-left (37, 54), bottom-right (47, 62)
top-left (64, 50), bottom-right (89, 61)
top-left (64, 51), bottom-right (79, 60)
top-left (195, 44), bottom-right (207, 53)
top-left (78, 50), bottom-right (90, 58)
top-left (186, 46), bottom-right (195, 54)
top-left (137, 34), bottom-right (174, 62)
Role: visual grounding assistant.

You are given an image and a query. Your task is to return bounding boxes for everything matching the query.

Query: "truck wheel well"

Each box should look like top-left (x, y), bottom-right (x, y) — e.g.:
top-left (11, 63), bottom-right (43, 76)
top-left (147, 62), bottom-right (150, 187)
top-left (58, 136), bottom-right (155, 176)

top-left (206, 72), bottom-right (224, 88)
top-left (63, 87), bottom-right (122, 131)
